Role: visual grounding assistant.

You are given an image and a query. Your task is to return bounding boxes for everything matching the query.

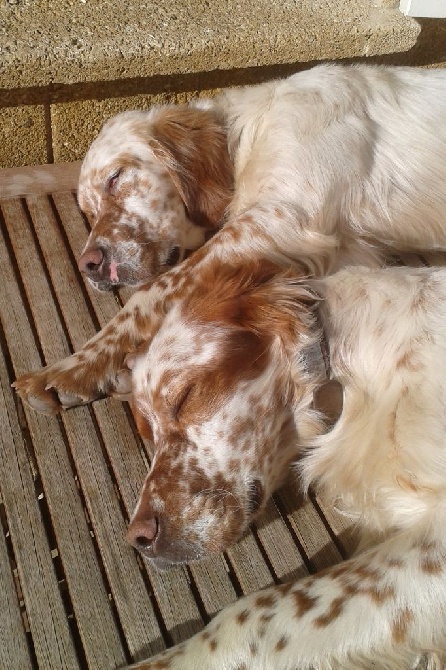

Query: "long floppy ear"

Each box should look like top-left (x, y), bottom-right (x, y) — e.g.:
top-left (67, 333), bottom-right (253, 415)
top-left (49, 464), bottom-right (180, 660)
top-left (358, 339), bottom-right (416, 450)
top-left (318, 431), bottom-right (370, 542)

top-left (148, 106), bottom-right (233, 229)
top-left (183, 259), bottom-right (318, 340)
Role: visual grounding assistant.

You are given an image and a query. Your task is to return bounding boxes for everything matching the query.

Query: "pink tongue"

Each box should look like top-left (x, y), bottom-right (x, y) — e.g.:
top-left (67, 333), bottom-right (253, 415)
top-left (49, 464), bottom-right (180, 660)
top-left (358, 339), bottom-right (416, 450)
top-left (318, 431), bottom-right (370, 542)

top-left (110, 260), bottom-right (119, 282)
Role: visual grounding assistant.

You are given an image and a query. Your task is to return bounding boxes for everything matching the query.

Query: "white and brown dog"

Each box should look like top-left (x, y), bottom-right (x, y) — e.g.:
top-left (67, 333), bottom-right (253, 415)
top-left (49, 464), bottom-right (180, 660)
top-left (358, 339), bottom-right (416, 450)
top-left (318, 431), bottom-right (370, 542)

top-left (76, 62), bottom-right (446, 290)
top-left (17, 259), bottom-right (446, 667)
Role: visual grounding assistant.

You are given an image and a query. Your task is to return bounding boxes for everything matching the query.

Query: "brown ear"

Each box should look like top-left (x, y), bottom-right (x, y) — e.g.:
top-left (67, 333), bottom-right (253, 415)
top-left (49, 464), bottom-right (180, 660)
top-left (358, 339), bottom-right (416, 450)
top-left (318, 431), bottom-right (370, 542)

top-left (183, 259), bottom-right (317, 340)
top-left (148, 106), bottom-right (233, 230)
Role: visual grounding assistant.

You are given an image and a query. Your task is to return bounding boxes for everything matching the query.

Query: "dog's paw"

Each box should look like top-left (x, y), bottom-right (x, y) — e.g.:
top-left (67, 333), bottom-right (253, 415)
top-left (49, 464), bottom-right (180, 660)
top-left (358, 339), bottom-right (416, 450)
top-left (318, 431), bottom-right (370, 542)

top-left (13, 358), bottom-right (133, 414)
top-left (13, 365), bottom-right (100, 414)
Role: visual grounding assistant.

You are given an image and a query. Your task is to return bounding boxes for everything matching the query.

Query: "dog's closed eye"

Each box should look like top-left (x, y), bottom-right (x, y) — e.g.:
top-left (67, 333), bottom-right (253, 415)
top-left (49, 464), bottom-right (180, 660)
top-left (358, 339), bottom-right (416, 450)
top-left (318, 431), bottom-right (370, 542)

top-left (172, 385), bottom-right (193, 420)
top-left (107, 168), bottom-right (122, 192)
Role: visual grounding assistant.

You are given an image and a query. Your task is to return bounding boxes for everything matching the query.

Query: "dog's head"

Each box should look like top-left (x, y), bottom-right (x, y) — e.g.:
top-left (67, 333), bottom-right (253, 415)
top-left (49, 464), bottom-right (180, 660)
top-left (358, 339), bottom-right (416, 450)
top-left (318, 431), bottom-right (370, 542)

top-left (126, 260), bottom-right (328, 569)
top-left (77, 106), bottom-right (233, 290)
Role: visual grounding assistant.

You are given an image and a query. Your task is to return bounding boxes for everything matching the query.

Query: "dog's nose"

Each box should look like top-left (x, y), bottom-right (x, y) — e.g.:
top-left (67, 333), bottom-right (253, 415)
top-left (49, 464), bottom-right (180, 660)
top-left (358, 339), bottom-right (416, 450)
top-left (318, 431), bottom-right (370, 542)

top-left (78, 247), bottom-right (104, 277)
top-left (126, 517), bottom-right (159, 551)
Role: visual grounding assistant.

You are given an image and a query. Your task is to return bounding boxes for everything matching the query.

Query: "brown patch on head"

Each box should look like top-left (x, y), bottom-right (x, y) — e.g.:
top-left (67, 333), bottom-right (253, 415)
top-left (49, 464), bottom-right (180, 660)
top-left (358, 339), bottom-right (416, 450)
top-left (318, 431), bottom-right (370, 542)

top-left (183, 259), bottom-right (316, 348)
top-left (147, 106), bottom-right (233, 229)
top-left (392, 607), bottom-right (414, 644)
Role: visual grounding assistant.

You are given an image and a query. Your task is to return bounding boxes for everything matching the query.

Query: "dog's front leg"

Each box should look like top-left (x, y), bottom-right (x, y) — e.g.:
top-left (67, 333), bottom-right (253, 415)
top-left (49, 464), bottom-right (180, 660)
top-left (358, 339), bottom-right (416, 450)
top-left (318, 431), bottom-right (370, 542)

top-left (12, 282), bottom-right (169, 414)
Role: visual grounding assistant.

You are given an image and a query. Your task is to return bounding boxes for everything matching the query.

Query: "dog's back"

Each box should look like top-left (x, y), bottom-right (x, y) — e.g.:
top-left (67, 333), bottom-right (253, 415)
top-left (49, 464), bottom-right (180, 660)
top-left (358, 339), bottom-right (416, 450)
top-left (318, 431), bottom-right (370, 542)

top-left (220, 64), bottom-right (446, 259)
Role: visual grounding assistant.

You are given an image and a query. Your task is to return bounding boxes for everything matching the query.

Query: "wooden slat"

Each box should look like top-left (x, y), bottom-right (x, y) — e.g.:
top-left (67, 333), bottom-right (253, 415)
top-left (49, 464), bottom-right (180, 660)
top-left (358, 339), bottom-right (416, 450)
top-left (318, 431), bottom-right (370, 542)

top-left (275, 481), bottom-right (343, 571)
top-left (226, 532), bottom-right (275, 593)
top-left (0, 215), bottom-right (79, 669)
top-left (0, 490), bottom-right (34, 670)
top-left (5, 195), bottom-right (165, 661)
top-left (254, 498), bottom-right (308, 582)
top-left (0, 163), bottom-right (80, 200)
top-left (2, 199), bottom-right (127, 669)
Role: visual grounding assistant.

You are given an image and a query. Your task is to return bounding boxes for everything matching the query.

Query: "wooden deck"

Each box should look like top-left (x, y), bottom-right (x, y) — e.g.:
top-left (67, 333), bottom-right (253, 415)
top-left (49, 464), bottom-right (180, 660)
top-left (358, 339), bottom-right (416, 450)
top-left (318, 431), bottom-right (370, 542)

top-left (2, 164), bottom-right (440, 670)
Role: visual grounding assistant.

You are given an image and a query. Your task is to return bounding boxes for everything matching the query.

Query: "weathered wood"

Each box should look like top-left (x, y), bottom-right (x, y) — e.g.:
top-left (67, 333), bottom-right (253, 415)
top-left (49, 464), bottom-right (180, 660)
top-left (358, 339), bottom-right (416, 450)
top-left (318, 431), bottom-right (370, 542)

top-left (0, 462), bottom-right (34, 670)
top-left (0, 211), bottom-right (79, 669)
top-left (275, 482), bottom-right (344, 571)
top-left (2, 198), bottom-right (128, 669)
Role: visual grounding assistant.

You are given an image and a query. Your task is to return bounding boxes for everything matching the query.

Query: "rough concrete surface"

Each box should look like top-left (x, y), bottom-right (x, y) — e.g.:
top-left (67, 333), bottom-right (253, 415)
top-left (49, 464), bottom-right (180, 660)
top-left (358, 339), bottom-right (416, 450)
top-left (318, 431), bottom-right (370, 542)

top-left (0, 104), bottom-right (47, 168)
top-left (0, 0), bottom-right (420, 89)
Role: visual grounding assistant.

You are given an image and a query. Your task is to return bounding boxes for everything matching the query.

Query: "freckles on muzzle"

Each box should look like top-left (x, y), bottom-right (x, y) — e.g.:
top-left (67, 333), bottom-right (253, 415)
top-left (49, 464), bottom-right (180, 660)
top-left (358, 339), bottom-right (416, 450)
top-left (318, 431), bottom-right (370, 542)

top-left (125, 470), bottom-right (266, 566)
top-left (78, 239), bottom-right (183, 290)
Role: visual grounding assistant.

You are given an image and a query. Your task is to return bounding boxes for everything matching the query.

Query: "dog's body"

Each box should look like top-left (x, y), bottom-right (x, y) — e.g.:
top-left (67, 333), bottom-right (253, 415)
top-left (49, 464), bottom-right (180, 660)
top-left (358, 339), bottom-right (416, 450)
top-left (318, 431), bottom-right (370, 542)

top-left (77, 63), bottom-right (446, 289)
top-left (124, 262), bottom-right (446, 668)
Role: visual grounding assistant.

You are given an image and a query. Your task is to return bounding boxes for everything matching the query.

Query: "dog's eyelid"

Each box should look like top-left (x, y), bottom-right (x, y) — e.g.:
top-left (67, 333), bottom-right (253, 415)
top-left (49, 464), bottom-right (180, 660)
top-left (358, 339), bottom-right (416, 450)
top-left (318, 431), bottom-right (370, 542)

top-left (106, 168), bottom-right (122, 192)
top-left (171, 385), bottom-right (193, 419)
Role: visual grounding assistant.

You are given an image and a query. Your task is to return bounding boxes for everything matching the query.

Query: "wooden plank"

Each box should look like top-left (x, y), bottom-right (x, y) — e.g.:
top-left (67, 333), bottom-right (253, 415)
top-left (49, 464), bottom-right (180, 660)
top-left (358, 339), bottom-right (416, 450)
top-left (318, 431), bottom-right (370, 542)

top-left (48, 192), bottom-right (241, 625)
top-left (188, 558), bottom-right (237, 618)
top-left (0, 163), bottom-right (80, 200)
top-left (0, 214), bottom-right (79, 669)
top-left (254, 498), bottom-right (308, 582)
top-left (0, 496), bottom-right (34, 669)
top-left (313, 493), bottom-right (358, 557)
top-left (5, 194), bottom-right (164, 661)
top-left (2, 199), bottom-right (128, 669)
top-left (275, 481), bottom-right (343, 571)
top-left (227, 532), bottom-right (274, 593)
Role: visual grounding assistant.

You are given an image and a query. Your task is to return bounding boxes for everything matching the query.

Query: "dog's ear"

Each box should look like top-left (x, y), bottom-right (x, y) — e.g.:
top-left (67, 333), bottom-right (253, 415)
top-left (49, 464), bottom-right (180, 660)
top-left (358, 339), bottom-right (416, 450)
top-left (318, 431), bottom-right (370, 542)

top-left (148, 106), bottom-right (233, 230)
top-left (183, 259), bottom-right (317, 339)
